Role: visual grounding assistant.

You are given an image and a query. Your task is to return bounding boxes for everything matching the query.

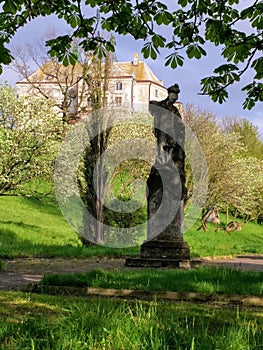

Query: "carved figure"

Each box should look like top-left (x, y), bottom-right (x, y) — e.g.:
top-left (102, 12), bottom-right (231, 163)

top-left (141, 83), bottom-right (190, 259)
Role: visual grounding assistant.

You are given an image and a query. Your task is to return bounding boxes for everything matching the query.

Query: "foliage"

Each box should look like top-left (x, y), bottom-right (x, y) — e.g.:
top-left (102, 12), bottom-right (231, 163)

top-left (0, 1), bottom-right (262, 108)
top-left (0, 84), bottom-right (63, 195)
top-left (221, 116), bottom-right (263, 160)
top-left (103, 199), bottom-right (147, 246)
top-left (185, 105), bottom-right (263, 220)
top-left (1, 292), bottom-right (262, 350)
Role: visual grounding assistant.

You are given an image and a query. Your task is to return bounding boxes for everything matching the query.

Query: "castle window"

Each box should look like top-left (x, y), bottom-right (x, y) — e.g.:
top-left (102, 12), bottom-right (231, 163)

top-left (116, 81), bottom-right (123, 90)
top-left (115, 96), bottom-right (122, 106)
top-left (155, 89), bottom-right (159, 97)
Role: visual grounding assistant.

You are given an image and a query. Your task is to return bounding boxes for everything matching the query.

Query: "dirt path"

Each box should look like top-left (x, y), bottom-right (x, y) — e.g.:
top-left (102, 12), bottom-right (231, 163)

top-left (0, 258), bottom-right (126, 291)
top-left (0, 256), bottom-right (262, 291)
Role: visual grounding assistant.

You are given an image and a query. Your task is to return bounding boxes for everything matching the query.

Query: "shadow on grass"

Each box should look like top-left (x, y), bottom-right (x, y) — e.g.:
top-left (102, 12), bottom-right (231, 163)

top-left (0, 227), bottom-right (139, 258)
top-left (0, 221), bottom-right (40, 231)
top-left (23, 196), bottom-right (62, 217)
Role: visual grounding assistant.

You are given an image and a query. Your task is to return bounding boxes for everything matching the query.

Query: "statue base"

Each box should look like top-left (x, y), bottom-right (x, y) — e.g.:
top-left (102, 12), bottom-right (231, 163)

top-left (125, 239), bottom-right (191, 268)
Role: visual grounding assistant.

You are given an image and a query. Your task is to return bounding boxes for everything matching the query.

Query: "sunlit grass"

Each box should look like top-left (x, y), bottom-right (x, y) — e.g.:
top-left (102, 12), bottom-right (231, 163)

top-left (0, 194), bottom-right (262, 258)
top-left (41, 266), bottom-right (263, 296)
top-left (0, 195), bottom-right (138, 258)
top-left (185, 215), bottom-right (263, 257)
top-left (0, 291), bottom-right (262, 350)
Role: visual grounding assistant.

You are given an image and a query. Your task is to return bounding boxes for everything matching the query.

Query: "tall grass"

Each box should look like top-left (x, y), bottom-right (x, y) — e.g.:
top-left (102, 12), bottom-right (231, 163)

top-left (0, 292), bottom-right (262, 350)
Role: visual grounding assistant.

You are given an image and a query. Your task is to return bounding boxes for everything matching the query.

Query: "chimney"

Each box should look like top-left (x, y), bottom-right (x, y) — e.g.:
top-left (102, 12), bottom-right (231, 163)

top-left (132, 53), bottom-right (139, 66)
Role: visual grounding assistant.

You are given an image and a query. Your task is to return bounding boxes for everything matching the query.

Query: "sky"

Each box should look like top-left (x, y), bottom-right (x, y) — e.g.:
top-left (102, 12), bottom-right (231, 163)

top-left (0, 7), bottom-right (262, 138)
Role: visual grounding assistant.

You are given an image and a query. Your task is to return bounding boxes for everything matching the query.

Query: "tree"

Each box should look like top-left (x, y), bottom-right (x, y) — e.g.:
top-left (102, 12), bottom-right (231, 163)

top-left (0, 84), bottom-right (63, 195)
top-left (185, 104), bottom-right (263, 230)
top-left (12, 31), bottom-right (116, 124)
top-left (77, 51), bottom-right (114, 245)
top-left (220, 117), bottom-right (263, 160)
top-left (0, 1), bottom-right (262, 108)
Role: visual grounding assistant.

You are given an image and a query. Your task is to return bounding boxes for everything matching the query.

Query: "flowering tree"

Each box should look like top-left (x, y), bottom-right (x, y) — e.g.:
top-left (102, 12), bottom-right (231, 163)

top-left (0, 84), bottom-right (63, 195)
top-left (185, 105), bottom-right (263, 228)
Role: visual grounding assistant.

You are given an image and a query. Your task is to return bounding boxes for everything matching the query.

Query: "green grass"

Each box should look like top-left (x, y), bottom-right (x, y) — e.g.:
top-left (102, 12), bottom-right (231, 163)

top-left (0, 291), bottom-right (262, 350)
top-left (185, 216), bottom-right (263, 257)
top-left (0, 195), bottom-right (262, 258)
top-left (41, 266), bottom-right (263, 296)
top-left (0, 196), bottom-right (138, 258)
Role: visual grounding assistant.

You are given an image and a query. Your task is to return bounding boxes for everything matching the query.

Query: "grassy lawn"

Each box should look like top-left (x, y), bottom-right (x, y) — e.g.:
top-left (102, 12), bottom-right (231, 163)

top-left (0, 196), bottom-right (138, 258)
top-left (1, 194), bottom-right (262, 350)
top-left (0, 291), bottom-right (262, 350)
top-left (41, 266), bottom-right (263, 296)
top-left (184, 217), bottom-right (263, 257)
top-left (0, 195), bottom-right (262, 258)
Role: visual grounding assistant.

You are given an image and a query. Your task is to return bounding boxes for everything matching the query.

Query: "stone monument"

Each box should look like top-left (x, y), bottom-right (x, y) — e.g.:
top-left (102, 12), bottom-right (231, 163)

top-left (126, 84), bottom-right (190, 268)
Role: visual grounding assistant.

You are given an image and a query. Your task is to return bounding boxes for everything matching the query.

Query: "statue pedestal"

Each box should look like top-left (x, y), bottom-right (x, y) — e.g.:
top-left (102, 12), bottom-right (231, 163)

top-left (141, 239), bottom-right (190, 259)
top-left (125, 239), bottom-right (190, 268)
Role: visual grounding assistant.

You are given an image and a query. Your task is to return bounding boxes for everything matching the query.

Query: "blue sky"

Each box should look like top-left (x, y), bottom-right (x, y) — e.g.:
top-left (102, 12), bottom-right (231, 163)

top-left (0, 9), bottom-right (262, 138)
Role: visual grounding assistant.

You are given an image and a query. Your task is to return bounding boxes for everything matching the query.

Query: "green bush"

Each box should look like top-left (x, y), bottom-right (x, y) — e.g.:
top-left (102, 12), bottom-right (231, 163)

top-left (103, 199), bottom-right (147, 246)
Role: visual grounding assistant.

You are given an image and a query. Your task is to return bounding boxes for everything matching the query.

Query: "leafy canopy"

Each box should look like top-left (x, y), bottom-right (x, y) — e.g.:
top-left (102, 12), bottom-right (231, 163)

top-left (0, 0), bottom-right (262, 108)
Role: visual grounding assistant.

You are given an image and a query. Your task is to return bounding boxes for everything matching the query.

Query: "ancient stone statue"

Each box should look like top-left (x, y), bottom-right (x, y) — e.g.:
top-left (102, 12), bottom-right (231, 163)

top-left (126, 84), bottom-right (190, 266)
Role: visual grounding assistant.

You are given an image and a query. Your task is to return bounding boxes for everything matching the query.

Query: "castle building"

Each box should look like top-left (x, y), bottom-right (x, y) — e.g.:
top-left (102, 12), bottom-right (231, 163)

top-left (16, 53), bottom-right (169, 117)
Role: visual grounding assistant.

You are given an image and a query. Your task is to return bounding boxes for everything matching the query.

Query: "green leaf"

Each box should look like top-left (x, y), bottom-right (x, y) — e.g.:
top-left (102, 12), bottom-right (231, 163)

top-left (252, 58), bottom-right (263, 80)
top-left (186, 44), bottom-right (206, 59)
top-left (243, 98), bottom-right (255, 110)
top-left (101, 19), bottom-right (113, 32)
top-left (3, 0), bottom-right (18, 15)
top-left (222, 42), bottom-right (252, 64)
top-left (154, 10), bottom-right (173, 25)
top-left (66, 13), bottom-right (81, 29)
top-left (193, 0), bottom-right (209, 13)
top-left (211, 89), bottom-right (228, 104)
top-left (150, 46), bottom-right (157, 59)
top-left (85, 0), bottom-right (99, 8)
top-left (214, 64), bottom-right (239, 74)
top-left (242, 82), bottom-right (263, 107)
top-left (251, 11), bottom-right (263, 29)
top-left (62, 52), bottom-right (78, 66)
top-left (165, 53), bottom-right (184, 68)
top-left (105, 41), bottom-right (115, 52)
top-left (94, 45), bottom-right (106, 59)
top-left (178, 0), bottom-right (187, 7)
top-left (0, 46), bottom-right (13, 65)
top-left (152, 34), bottom-right (165, 48)
top-left (240, 7), bottom-right (253, 19)
top-left (142, 42), bottom-right (158, 60)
